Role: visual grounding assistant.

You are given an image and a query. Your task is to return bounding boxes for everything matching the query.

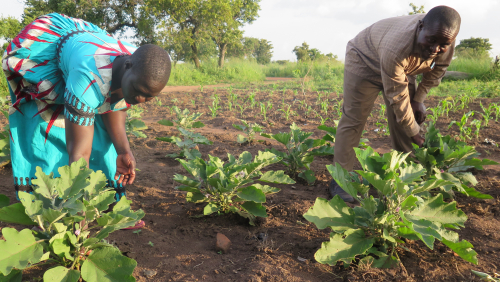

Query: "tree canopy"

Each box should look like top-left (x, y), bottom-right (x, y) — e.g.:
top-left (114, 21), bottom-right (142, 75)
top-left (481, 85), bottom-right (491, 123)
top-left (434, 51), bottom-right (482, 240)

top-left (456, 37), bottom-right (492, 58)
top-left (292, 42), bottom-right (337, 62)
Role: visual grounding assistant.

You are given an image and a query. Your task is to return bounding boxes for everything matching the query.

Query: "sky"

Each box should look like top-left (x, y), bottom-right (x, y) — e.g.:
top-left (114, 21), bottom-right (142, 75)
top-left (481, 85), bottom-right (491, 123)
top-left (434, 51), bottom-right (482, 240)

top-left (3, 0), bottom-right (500, 62)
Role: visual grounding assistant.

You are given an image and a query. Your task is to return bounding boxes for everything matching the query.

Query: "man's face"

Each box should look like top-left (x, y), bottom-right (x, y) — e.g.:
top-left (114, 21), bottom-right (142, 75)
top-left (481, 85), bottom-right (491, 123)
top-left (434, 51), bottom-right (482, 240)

top-left (121, 70), bottom-right (161, 105)
top-left (416, 21), bottom-right (458, 61)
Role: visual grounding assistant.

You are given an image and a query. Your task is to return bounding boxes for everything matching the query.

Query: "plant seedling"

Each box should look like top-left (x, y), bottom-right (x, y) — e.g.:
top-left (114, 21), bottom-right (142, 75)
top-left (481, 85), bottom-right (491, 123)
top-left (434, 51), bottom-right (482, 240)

top-left (232, 120), bottom-right (265, 144)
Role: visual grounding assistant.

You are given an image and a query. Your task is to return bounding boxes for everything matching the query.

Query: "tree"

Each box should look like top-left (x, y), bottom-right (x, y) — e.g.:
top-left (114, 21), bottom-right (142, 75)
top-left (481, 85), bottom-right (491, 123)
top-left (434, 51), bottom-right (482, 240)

top-left (292, 42), bottom-right (310, 62)
top-left (209, 0), bottom-right (260, 68)
top-left (19, 0), bottom-right (143, 36)
top-left (408, 3), bottom-right (425, 15)
top-left (0, 16), bottom-right (22, 52)
top-left (254, 39), bottom-right (272, 64)
top-left (292, 42), bottom-right (336, 62)
top-left (455, 37), bottom-right (492, 58)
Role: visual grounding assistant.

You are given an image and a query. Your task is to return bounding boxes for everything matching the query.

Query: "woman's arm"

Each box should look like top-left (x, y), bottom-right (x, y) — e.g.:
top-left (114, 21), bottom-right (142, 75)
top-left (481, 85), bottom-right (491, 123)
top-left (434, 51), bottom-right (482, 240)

top-left (101, 110), bottom-right (136, 185)
top-left (65, 118), bottom-right (94, 165)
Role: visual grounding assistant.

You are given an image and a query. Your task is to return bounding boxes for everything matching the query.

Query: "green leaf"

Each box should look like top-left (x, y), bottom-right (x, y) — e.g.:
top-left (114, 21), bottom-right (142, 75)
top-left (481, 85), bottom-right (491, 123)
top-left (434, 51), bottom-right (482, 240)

top-left (81, 247), bottom-right (136, 282)
top-left (57, 159), bottom-right (92, 200)
top-left (88, 191), bottom-right (116, 212)
top-left (0, 195), bottom-right (8, 209)
top-left (326, 163), bottom-right (359, 198)
top-left (83, 171), bottom-right (107, 199)
top-left (42, 208), bottom-right (66, 226)
top-left (259, 170), bottom-right (295, 184)
top-left (51, 238), bottom-right (73, 260)
top-left (412, 179), bottom-right (453, 194)
top-left (298, 170), bottom-right (316, 185)
top-left (241, 202), bottom-right (267, 217)
top-left (442, 239), bottom-right (478, 264)
top-left (158, 119), bottom-right (174, 126)
top-left (405, 194), bottom-right (467, 227)
top-left (315, 229), bottom-right (375, 265)
top-left (461, 185), bottom-right (493, 199)
top-left (203, 203), bottom-right (220, 215)
top-left (399, 163), bottom-right (425, 183)
top-left (31, 167), bottom-right (59, 199)
top-left (236, 186), bottom-right (266, 203)
top-left (0, 228), bottom-right (44, 275)
top-left (186, 192), bottom-right (206, 203)
top-left (236, 134), bottom-right (247, 143)
top-left (192, 121), bottom-right (205, 128)
top-left (251, 184), bottom-right (280, 195)
top-left (0, 203), bottom-right (35, 225)
top-left (18, 192), bottom-right (42, 217)
top-left (356, 171), bottom-right (392, 196)
top-left (43, 266), bottom-right (80, 282)
top-left (0, 269), bottom-right (22, 282)
top-left (303, 196), bottom-right (356, 232)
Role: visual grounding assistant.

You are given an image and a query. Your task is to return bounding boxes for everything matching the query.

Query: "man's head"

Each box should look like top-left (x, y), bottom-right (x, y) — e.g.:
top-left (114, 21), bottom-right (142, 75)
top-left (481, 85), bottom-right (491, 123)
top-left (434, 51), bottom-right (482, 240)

top-left (121, 44), bottom-right (171, 105)
top-left (416, 6), bottom-right (461, 60)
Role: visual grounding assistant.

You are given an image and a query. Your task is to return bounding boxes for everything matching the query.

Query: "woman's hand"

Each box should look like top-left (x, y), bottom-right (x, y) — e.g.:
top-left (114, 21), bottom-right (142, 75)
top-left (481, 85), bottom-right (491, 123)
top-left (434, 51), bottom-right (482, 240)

top-left (115, 151), bottom-right (136, 185)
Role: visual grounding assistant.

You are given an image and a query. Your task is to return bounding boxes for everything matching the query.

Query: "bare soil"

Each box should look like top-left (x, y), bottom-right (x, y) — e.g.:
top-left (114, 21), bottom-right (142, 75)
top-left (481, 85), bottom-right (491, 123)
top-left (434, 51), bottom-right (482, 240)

top-left (1, 83), bottom-right (499, 281)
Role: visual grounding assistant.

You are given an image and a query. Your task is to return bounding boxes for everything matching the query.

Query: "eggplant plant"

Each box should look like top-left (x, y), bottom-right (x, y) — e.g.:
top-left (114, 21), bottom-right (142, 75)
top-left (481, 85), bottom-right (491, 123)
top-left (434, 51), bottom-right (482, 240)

top-left (232, 120), bottom-right (265, 144)
top-left (173, 151), bottom-right (295, 225)
top-left (261, 123), bottom-right (334, 185)
top-left (125, 106), bottom-right (148, 139)
top-left (413, 122), bottom-right (497, 198)
top-left (157, 107), bottom-right (211, 159)
top-left (318, 123), bottom-right (369, 149)
top-left (0, 159), bottom-right (143, 282)
top-left (304, 148), bottom-right (477, 268)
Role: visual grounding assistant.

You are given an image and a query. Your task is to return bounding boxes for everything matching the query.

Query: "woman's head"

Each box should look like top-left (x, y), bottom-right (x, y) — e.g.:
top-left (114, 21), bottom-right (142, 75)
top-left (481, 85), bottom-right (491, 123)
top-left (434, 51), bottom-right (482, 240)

top-left (121, 44), bottom-right (171, 104)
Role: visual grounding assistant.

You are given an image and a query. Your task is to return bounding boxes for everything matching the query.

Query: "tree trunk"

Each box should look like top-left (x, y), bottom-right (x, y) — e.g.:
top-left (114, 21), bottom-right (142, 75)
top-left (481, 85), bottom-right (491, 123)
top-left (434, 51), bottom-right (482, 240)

top-left (218, 43), bottom-right (227, 68)
top-left (191, 43), bottom-right (201, 68)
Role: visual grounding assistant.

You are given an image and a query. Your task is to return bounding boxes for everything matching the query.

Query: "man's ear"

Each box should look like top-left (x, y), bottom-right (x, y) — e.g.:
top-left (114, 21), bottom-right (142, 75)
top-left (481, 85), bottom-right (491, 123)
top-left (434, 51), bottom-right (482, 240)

top-left (418, 20), bottom-right (424, 31)
top-left (124, 59), bottom-right (133, 70)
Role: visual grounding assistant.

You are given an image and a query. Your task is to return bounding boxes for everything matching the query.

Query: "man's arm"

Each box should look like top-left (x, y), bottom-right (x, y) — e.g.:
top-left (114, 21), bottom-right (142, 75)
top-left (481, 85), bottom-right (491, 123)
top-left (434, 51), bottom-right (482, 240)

top-left (413, 43), bottom-right (455, 103)
top-left (65, 118), bottom-right (94, 165)
top-left (380, 50), bottom-right (421, 138)
top-left (101, 110), bottom-right (136, 185)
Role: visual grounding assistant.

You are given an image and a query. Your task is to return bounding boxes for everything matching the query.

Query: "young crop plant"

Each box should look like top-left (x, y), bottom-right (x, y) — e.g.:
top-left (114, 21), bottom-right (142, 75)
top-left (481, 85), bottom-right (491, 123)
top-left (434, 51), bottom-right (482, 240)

top-left (428, 107), bottom-right (440, 123)
top-left (232, 120), bottom-right (265, 144)
top-left (260, 102), bottom-right (272, 122)
top-left (413, 122), bottom-right (497, 198)
top-left (209, 94), bottom-right (221, 118)
top-left (304, 148), bottom-right (478, 269)
top-left (0, 159), bottom-right (143, 281)
top-left (157, 107), bottom-right (212, 159)
top-left (448, 111), bottom-right (474, 141)
top-left (480, 101), bottom-right (494, 127)
top-left (173, 151), bottom-right (295, 225)
top-left (125, 105), bottom-right (148, 138)
top-left (493, 103), bottom-right (500, 122)
top-left (261, 123), bottom-right (334, 185)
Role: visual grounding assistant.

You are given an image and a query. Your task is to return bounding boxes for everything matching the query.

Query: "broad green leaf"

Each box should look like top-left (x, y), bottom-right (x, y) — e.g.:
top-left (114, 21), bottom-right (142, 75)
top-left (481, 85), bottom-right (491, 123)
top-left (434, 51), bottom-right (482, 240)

top-left (236, 134), bottom-right (247, 143)
top-left (0, 195), bottom-right (8, 209)
top-left (156, 137), bottom-right (173, 143)
top-left (57, 159), bottom-right (92, 200)
top-left (360, 196), bottom-right (377, 216)
top-left (83, 171), bottom-right (107, 198)
top-left (158, 119), bottom-right (174, 126)
top-left (0, 203), bottom-right (36, 225)
top-left (303, 196), bottom-right (356, 232)
top-left (18, 192), bottom-right (42, 217)
top-left (81, 247), bottom-right (136, 282)
top-left (43, 266), bottom-right (80, 282)
top-left (259, 170), bottom-right (295, 184)
top-left (203, 203), bottom-right (220, 215)
top-left (129, 119), bottom-right (147, 130)
top-left (0, 269), bottom-right (22, 282)
top-left (442, 239), bottom-right (478, 264)
top-left (461, 185), bottom-right (493, 199)
top-left (356, 171), bottom-right (392, 196)
top-left (51, 238), bottom-right (73, 260)
top-left (186, 192), bottom-right (206, 203)
top-left (405, 194), bottom-right (467, 227)
top-left (241, 201), bottom-right (267, 217)
top-left (298, 170), bottom-right (316, 185)
top-left (31, 167), bottom-right (59, 199)
top-left (42, 208), bottom-right (66, 226)
top-left (456, 172), bottom-right (478, 186)
top-left (400, 195), bottom-right (418, 212)
top-left (399, 163), bottom-right (425, 183)
top-left (237, 186), bottom-right (266, 203)
top-left (0, 228), bottom-right (44, 275)
top-left (326, 163), bottom-right (358, 198)
top-left (88, 191), bottom-right (116, 212)
top-left (192, 121), bottom-right (205, 128)
top-left (251, 184), bottom-right (280, 195)
top-left (412, 179), bottom-right (453, 194)
top-left (315, 229), bottom-right (374, 265)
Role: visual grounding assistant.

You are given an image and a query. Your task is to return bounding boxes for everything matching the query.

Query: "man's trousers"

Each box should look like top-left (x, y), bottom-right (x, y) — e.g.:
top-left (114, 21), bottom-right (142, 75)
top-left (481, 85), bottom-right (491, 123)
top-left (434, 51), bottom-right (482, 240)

top-left (333, 71), bottom-right (416, 171)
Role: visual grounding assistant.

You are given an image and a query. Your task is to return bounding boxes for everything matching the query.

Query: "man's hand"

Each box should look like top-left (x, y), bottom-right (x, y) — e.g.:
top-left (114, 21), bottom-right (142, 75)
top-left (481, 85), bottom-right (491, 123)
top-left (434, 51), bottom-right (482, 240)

top-left (411, 134), bottom-right (425, 147)
top-left (115, 151), bottom-right (136, 185)
top-left (410, 101), bottom-right (427, 125)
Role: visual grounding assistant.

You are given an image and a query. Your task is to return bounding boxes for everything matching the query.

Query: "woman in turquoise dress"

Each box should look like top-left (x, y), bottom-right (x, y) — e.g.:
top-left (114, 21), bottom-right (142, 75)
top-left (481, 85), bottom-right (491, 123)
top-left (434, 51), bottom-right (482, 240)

top-left (2, 13), bottom-right (171, 228)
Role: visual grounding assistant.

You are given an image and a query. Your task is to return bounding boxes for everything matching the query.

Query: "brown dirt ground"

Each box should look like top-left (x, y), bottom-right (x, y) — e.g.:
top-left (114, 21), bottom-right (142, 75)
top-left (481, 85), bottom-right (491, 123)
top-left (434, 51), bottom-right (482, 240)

top-left (1, 81), bottom-right (499, 282)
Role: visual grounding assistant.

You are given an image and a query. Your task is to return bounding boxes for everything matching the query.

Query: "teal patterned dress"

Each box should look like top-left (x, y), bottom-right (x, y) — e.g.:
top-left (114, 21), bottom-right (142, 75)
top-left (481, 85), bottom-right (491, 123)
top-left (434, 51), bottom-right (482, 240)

top-left (2, 13), bottom-right (137, 200)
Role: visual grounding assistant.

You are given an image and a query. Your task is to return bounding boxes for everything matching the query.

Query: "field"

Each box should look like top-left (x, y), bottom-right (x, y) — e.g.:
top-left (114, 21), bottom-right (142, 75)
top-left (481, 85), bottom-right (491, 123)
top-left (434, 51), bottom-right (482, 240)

top-left (1, 78), bottom-right (500, 281)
